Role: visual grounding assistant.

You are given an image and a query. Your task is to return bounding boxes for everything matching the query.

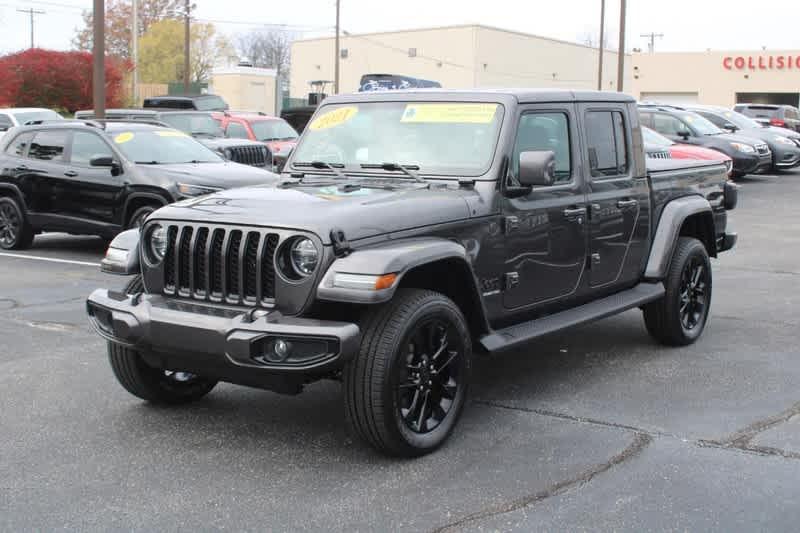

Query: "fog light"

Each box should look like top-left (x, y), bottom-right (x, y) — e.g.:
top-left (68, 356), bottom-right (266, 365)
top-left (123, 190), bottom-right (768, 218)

top-left (270, 338), bottom-right (292, 362)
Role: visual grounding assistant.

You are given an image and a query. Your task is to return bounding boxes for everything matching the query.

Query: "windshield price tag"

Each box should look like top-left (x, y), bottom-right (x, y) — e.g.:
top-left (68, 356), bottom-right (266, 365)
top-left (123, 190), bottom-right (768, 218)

top-left (401, 103), bottom-right (499, 124)
top-left (309, 106), bottom-right (359, 131)
top-left (114, 132), bottom-right (134, 144)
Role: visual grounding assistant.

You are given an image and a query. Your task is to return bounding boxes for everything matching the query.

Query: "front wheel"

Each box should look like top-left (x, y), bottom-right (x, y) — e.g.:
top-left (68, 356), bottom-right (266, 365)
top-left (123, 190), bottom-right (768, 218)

top-left (643, 237), bottom-right (712, 346)
top-left (343, 289), bottom-right (472, 457)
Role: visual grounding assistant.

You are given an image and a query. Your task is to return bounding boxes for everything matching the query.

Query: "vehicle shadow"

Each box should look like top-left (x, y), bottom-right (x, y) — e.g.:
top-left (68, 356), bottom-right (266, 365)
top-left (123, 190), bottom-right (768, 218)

top-left (31, 233), bottom-right (109, 252)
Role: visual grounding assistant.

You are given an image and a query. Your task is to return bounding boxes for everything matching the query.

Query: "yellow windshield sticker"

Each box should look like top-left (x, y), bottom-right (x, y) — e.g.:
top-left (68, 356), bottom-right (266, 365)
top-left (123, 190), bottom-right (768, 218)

top-left (155, 130), bottom-right (188, 137)
top-left (309, 106), bottom-right (359, 131)
top-left (401, 103), bottom-right (499, 124)
top-left (684, 116), bottom-right (694, 123)
top-left (114, 132), bottom-right (134, 144)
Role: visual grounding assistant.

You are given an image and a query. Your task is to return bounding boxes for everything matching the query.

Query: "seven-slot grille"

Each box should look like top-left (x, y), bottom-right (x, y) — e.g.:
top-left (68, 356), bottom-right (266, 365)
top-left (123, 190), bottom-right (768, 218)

top-left (227, 145), bottom-right (269, 167)
top-left (162, 224), bottom-right (279, 305)
top-left (648, 150), bottom-right (671, 159)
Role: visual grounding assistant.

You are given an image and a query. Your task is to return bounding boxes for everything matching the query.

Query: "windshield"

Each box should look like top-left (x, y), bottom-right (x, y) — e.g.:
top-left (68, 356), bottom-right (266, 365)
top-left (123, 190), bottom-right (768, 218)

top-left (642, 126), bottom-right (674, 147)
top-left (110, 129), bottom-right (223, 164)
top-left (678, 111), bottom-right (723, 135)
top-left (292, 101), bottom-right (504, 176)
top-left (159, 113), bottom-right (223, 137)
top-left (13, 110), bottom-right (63, 124)
top-left (251, 119), bottom-right (298, 141)
top-left (711, 110), bottom-right (763, 130)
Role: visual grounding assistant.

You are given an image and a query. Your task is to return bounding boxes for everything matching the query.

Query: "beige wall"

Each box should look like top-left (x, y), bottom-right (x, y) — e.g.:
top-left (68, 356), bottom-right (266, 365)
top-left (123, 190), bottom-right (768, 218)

top-left (290, 25), bottom-right (632, 100)
top-left (211, 67), bottom-right (277, 114)
top-left (631, 50), bottom-right (800, 107)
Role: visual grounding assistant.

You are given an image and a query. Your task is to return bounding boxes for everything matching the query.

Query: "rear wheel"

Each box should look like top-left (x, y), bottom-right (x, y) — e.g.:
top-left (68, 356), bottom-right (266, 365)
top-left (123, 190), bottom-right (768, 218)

top-left (344, 289), bottom-right (472, 457)
top-left (0, 196), bottom-right (34, 250)
top-left (643, 237), bottom-right (712, 346)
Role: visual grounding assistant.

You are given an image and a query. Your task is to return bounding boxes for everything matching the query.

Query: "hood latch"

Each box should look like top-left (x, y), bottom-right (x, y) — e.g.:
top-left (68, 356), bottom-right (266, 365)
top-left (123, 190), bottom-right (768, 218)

top-left (330, 227), bottom-right (352, 257)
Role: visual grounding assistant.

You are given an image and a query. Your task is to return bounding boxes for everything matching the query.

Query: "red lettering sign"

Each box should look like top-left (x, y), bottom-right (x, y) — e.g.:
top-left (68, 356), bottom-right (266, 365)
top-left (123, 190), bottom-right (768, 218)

top-left (723, 54), bottom-right (800, 71)
top-left (723, 57), bottom-right (733, 69)
top-left (777, 56), bottom-right (786, 69)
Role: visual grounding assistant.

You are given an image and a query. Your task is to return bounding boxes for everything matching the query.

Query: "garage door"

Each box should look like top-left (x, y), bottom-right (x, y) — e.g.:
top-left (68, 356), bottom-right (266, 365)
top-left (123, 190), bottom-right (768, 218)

top-left (640, 92), bottom-right (699, 105)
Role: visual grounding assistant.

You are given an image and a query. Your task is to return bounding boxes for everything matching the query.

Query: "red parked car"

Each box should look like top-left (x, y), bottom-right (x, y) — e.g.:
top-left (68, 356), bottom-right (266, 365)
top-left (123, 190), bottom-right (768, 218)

top-left (213, 111), bottom-right (299, 171)
top-left (643, 126), bottom-right (733, 176)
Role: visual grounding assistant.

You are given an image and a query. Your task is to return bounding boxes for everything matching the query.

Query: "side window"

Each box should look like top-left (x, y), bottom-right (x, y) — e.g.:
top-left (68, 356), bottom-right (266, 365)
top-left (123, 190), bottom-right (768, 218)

top-left (70, 131), bottom-right (113, 167)
top-left (638, 112), bottom-right (654, 129)
top-left (29, 130), bottom-right (68, 161)
top-left (5, 132), bottom-right (35, 157)
top-left (0, 114), bottom-right (13, 130)
top-left (226, 122), bottom-right (249, 139)
top-left (512, 112), bottom-right (572, 184)
top-left (651, 113), bottom-right (685, 136)
top-left (585, 110), bottom-right (629, 178)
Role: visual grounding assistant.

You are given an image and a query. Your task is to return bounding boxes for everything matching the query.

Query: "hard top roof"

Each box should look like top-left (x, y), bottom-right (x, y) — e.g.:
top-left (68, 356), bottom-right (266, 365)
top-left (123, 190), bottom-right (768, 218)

top-left (322, 88), bottom-right (635, 105)
top-left (144, 95), bottom-right (218, 101)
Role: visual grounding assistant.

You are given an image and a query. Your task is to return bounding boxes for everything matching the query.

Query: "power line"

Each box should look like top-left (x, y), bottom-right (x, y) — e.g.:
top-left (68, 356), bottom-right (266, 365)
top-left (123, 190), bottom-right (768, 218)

top-left (639, 32), bottom-right (664, 53)
top-left (16, 7), bottom-right (45, 48)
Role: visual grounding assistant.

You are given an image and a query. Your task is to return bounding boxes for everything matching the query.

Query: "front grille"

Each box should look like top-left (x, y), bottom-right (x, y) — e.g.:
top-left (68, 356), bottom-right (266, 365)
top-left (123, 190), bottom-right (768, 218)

top-left (162, 224), bottom-right (279, 305)
top-left (227, 145), bottom-right (268, 167)
top-left (648, 150), bottom-right (671, 159)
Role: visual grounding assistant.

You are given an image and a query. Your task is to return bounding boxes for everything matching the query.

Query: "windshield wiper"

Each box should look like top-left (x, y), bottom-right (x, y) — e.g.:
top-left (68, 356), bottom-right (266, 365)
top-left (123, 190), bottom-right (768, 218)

top-left (360, 163), bottom-right (425, 183)
top-left (135, 160), bottom-right (161, 165)
top-left (294, 161), bottom-right (347, 179)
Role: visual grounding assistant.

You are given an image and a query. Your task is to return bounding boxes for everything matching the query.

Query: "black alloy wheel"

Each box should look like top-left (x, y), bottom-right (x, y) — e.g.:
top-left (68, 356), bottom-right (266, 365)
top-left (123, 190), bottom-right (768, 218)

top-left (0, 197), bottom-right (34, 250)
top-left (679, 256), bottom-right (709, 332)
top-left (396, 318), bottom-right (463, 435)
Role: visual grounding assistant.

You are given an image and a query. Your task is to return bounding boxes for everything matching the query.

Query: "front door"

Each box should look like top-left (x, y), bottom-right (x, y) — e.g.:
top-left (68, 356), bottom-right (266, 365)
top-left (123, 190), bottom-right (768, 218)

top-left (580, 105), bottom-right (649, 288)
top-left (502, 105), bottom-right (588, 310)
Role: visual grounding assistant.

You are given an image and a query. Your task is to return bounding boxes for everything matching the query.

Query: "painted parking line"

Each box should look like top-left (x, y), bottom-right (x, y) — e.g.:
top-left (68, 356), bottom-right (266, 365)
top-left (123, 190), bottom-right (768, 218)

top-left (0, 252), bottom-right (101, 267)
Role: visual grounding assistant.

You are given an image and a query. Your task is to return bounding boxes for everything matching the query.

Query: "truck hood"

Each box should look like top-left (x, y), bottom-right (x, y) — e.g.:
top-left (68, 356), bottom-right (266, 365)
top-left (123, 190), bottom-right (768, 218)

top-left (152, 181), bottom-right (473, 243)
top-left (136, 162), bottom-right (279, 188)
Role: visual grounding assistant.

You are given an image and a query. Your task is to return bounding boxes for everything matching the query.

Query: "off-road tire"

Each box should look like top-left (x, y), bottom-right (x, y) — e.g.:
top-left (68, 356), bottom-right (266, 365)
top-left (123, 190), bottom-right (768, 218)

top-left (126, 205), bottom-right (157, 230)
top-left (0, 196), bottom-right (34, 250)
top-left (343, 289), bottom-right (472, 457)
top-left (643, 237), bottom-right (712, 346)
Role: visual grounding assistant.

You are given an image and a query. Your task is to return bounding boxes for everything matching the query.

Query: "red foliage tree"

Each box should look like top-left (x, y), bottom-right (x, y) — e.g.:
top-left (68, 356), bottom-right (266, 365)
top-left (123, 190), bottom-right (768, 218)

top-left (0, 49), bottom-right (129, 113)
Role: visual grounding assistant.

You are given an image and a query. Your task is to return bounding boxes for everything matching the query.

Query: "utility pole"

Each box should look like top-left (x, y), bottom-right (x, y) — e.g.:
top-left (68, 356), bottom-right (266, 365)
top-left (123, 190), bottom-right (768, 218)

top-left (639, 32), bottom-right (664, 53)
top-left (17, 8), bottom-right (45, 49)
top-left (183, 0), bottom-right (191, 94)
top-left (617, 0), bottom-right (627, 92)
top-left (93, 0), bottom-right (105, 119)
top-left (334, 0), bottom-right (341, 95)
top-left (597, 0), bottom-right (605, 90)
top-left (132, 0), bottom-right (138, 105)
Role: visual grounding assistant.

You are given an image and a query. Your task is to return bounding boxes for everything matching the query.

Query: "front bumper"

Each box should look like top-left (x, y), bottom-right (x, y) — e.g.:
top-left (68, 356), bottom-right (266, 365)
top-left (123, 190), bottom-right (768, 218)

top-left (86, 289), bottom-right (360, 378)
top-left (772, 145), bottom-right (800, 168)
top-left (731, 151), bottom-right (772, 175)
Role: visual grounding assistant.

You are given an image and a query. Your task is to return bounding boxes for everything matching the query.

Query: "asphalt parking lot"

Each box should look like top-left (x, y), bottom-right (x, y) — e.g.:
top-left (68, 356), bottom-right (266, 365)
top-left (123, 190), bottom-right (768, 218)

top-left (2, 170), bottom-right (800, 532)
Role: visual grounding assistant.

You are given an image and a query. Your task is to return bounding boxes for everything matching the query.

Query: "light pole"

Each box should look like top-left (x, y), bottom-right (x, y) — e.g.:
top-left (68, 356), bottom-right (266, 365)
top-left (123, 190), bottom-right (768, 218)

top-left (93, 0), bottom-right (105, 119)
top-left (597, 0), bottom-right (605, 90)
top-left (334, 0), bottom-right (341, 95)
top-left (184, 0), bottom-right (191, 94)
top-left (132, 0), bottom-right (138, 105)
top-left (617, 0), bottom-right (627, 92)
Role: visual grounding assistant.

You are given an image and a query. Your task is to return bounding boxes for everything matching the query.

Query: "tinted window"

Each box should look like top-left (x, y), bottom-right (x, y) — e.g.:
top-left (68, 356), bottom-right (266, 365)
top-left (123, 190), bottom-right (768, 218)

top-left (226, 122), bottom-right (250, 139)
top-left (651, 113), bottom-right (687, 136)
top-left (585, 110), bottom-right (628, 177)
top-left (70, 131), bottom-right (113, 166)
top-left (29, 130), bottom-right (68, 161)
top-left (159, 113), bottom-right (223, 137)
top-left (513, 112), bottom-right (571, 183)
top-left (194, 96), bottom-right (227, 111)
top-left (250, 119), bottom-right (298, 141)
top-left (5, 132), bottom-right (35, 156)
top-left (739, 106), bottom-right (779, 119)
top-left (144, 99), bottom-right (193, 109)
top-left (0, 114), bottom-right (12, 129)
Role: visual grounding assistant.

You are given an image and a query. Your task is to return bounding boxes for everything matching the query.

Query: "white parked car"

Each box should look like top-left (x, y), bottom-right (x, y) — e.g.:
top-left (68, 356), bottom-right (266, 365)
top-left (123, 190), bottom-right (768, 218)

top-left (0, 108), bottom-right (64, 140)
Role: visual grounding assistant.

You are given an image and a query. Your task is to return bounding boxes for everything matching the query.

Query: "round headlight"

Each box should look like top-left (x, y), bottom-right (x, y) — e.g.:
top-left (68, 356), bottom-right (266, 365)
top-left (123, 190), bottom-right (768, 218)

top-left (290, 238), bottom-right (318, 276)
top-left (149, 224), bottom-right (168, 263)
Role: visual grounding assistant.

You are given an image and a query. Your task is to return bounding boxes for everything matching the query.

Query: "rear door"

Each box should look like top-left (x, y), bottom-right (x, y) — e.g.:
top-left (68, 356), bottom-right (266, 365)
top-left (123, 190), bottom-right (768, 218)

top-left (25, 129), bottom-right (70, 217)
top-left (580, 105), bottom-right (649, 289)
top-left (59, 129), bottom-right (124, 225)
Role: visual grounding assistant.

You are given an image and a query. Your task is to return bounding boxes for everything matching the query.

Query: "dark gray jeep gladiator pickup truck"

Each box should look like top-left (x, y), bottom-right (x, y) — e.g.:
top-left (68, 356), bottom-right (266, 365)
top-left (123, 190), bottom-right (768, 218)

top-left (86, 89), bottom-right (738, 457)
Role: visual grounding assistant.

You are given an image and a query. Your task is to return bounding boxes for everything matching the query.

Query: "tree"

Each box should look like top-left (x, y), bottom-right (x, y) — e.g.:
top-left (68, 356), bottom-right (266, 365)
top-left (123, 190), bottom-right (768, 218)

top-left (138, 19), bottom-right (227, 83)
top-left (236, 29), bottom-right (294, 78)
top-left (73, 0), bottom-right (182, 59)
top-left (0, 49), bottom-right (128, 112)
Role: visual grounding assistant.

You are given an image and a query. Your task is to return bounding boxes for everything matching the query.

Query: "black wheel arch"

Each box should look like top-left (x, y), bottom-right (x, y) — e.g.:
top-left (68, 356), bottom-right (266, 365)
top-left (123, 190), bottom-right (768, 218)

top-left (122, 190), bottom-right (170, 227)
top-left (0, 183), bottom-right (28, 211)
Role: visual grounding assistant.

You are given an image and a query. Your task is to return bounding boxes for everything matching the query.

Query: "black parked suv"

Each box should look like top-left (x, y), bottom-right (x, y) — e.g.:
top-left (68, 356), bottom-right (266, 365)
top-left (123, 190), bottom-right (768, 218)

top-left (143, 94), bottom-right (228, 112)
top-left (686, 105), bottom-right (800, 171)
top-left (734, 103), bottom-right (800, 132)
top-left (75, 109), bottom-right (271, 169)
top-left (87, 90), bottom-right (737, 457)
top-left (0, 121), bottom-right (279, 249)
top-left (639, 104), bottom-right (771, 177)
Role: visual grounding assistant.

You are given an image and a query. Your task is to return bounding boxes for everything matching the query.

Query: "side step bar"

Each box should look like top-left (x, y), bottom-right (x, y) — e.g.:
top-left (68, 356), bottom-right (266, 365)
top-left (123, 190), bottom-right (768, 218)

top-left (479, 282), bottom-right (665, 353)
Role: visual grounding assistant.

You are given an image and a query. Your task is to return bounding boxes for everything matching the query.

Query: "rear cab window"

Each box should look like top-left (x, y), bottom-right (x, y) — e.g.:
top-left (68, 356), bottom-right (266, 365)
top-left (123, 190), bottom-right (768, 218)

top-left (585, 110), bottom-right (629, 178)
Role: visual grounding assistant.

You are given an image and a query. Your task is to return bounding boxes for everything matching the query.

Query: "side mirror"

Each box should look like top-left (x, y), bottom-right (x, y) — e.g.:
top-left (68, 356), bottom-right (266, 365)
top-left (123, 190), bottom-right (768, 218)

top-left (723, 123), bottom-right (738, 132)
top-left (518, 150), bottom-right (556, 187)
top-left (0, 126), bottom-right (9, 132)
top-left (90, 155), bottom-right (114, 167)
top-left (677, 130), bottom-right (691, 140)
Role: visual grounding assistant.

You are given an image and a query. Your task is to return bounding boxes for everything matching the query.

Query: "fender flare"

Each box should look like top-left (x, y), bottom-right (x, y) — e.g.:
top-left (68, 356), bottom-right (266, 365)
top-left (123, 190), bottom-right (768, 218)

top-left (316, 237), bottom-right (476, 305)
top-left (644, 195), bottom-right (713, 280)
top-left (0, 183), bottom-right (28, 210)
top-left (100, 228), bottom-right (141, 275)
top-left (122, 191), bottom-right (170, 226)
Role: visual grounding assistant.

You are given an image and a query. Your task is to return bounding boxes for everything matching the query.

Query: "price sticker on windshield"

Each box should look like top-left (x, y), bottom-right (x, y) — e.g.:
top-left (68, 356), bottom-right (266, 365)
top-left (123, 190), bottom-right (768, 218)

top-left (309, 106), bottom-right (359, 131)
top-left (114, 132), bottom-right (134, 144)
top-left (401, 103), bottom-right (499, 124)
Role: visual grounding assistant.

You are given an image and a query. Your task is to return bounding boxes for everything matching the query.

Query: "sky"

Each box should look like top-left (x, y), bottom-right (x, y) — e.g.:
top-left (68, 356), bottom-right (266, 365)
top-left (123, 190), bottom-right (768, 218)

top-left (1, 0), bottom-right (799, 56)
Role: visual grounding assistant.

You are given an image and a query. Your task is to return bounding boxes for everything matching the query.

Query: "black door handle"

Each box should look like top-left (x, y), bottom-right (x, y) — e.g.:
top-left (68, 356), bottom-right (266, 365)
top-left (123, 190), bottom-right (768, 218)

top-left (563, 206), bottom-right (587, 218)
top-left (64, 170), bottom-right (78, 177)
top-left (616, 199), bottom-right (638, 209)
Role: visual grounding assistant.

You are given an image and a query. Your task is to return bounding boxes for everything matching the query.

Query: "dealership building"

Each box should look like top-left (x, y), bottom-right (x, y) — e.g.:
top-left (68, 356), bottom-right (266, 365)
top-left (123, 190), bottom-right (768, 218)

top-left (631, 50), bottom-right (800, 107)
top-left (290, 24), bottom-right (630, 99)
